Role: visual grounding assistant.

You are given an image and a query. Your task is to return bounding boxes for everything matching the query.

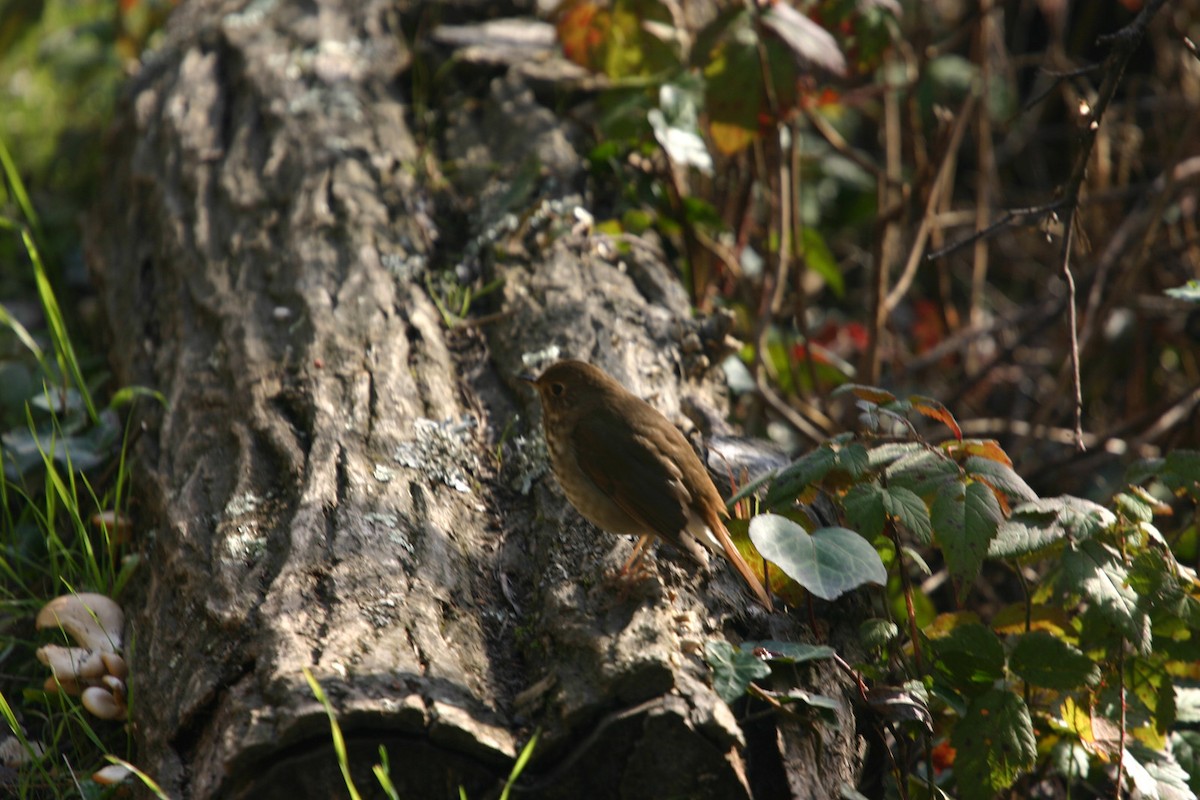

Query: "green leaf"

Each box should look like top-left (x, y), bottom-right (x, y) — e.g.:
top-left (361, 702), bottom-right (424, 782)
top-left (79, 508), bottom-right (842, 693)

top-left (799, 227), bottom-right (843, 297)
top-left (704, 640), bottom-right (770, 704)
top-left (883, 485), bottom-right (932, 544)
top-left (988, 509), bottom-right (1062, 559)
top-left (1169, 731), bottom-right (1200, 796)
top-left (764, 445), bottom-right (837, 508)
top-left (1061, 539), bottom-right (1150, 653)
top-left (867, 442), bottom-right (923, 470)
top-left (836, 442), bottom-right (871, 478)
top-left (775, 687), bottom-right (843, 723)
top-left (932, 479), bottom-right (1001, 594)
top-left (742, 640), bottom-right (835, 664)
top-left (1177, 687), bottom-right (1200, 725)
top-left (989, 496), bottom-right (1117, 559)
top-left (886, 448), bottom-right (959, 498)
top-left (758, 1), bottom-right (846, 75)
top-left (749, 514), bottom-right (886, 601)
top-left (931, 622), bottom-right (1005, 688)
top-left (1123, 742), bottom-right (1197, 800)
top-left (951, 688), bottom-right (1036, 800)
top-left (963, 455), bottom-right (1037, 503)
top-left (1116, 492), bottom-right (1157, 525)
top-left (1009, 631), bottom-right (1100, 690)
top-left (1165, 279), bottom-right (1200, 302)
top-left (843, 482), bottom-right (885, 539)
top-left (859, 618), bottom-right (900, 649)
top-left (1164, 450), bottom-right (1200, 495)
top-left (1049, 739), bottom-right (1090, 782)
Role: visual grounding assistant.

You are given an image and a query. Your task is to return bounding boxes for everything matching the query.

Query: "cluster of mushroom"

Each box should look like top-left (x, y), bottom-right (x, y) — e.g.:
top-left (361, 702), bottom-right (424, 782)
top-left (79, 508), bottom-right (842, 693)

top-left (35, 593), bottom-right (128, 721)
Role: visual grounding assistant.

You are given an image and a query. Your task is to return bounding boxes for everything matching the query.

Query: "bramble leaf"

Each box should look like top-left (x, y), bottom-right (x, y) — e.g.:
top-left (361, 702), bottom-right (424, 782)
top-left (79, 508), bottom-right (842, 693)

top-left (883, 485), bottom-right (932, 545)
top-left (932, 479), bottom-right (1001, 595)
top-left (931, 622), bottom-right (1005, 687)
top-left (887, 448), bottom-right (959, 498)
top-left (962, 455), bottom-right (1037, 503)
top-left (844, 482), bottom-right (885, 539)
top-left (909, 395), bottom-right (961, 441)
top-left (951, 688), bottom-right (1036, 799)
top-left (1062, 539), bottom-right (1149, 653)
top-left (764, 445), bottom-right (837, 508)
top-left (1010, 631), bottom-right (1100, 690)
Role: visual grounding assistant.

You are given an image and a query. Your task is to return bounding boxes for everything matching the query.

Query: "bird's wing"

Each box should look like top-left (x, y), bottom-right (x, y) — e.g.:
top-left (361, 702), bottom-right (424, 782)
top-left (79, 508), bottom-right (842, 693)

top-left (569, 405), bottom-right (691, 539)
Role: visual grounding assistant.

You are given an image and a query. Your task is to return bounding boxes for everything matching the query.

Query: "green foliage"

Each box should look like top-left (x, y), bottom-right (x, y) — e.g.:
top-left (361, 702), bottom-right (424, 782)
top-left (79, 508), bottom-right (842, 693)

top-left (0, 31), bottom-right (164, 783)
top-left (705, 385), bottom-right (1200, 798)
top-left (748, 516), bottom-right (885, 601)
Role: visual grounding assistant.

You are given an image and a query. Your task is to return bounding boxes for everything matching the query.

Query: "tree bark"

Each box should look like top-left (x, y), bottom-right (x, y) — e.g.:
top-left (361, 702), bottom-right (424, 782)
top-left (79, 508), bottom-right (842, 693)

top-left (86, 1), bottom-right (866, 797)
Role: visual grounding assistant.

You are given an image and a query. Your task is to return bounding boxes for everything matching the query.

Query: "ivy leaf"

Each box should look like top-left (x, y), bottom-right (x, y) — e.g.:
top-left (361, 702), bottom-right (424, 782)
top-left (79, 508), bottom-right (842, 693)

top-left (704, 640), bottom-right (770, 704)
top-left (1010, 631), bottom-right (1100, 690)
top-left (932, 479), bottom-right (1001, 595)
top-left (951, 688), bottom-right (1036, 799)
top-left (742, 641), bottom-right (835, 665)
top-left (749, 514), bottom-right (886, 601)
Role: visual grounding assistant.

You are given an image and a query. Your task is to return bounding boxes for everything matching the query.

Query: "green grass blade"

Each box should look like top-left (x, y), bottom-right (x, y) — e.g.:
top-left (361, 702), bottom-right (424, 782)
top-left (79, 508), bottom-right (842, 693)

top-left (24, 228), bottom-right (99, 422)
top-left (0, 135), bottom-right (41, 235)
top-left (304, 667), bottom-right (364, 800)
top-left (499, 729), bottom-right (539, 800)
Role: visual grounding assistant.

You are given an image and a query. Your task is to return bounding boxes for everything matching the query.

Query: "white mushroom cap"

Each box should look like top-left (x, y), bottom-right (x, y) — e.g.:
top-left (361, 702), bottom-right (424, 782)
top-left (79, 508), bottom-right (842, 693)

top-left (81, 686), bottom-right (126, 720)
top-left (100, 652), bottom-right (128, 680)
top-left (43, 675), bottom-right (83, 695)
top-left (36, 593), bottom-right (123, 653)
top-left (92, 763), bottom-right (133, 785)
top-left (101, 675), bottom-right (127, 705)
top-left (36, 645), bottom-right (106, 684)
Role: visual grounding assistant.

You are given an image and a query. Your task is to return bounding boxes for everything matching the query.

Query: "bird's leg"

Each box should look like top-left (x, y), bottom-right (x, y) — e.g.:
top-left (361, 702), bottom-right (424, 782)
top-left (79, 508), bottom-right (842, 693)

top-left (620, 535), bottom-right (654, 577)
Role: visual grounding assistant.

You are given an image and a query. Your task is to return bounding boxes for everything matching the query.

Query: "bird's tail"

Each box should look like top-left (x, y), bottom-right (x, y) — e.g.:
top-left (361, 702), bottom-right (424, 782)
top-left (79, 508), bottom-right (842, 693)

top-left (701, 506), bottom-right (773, 612)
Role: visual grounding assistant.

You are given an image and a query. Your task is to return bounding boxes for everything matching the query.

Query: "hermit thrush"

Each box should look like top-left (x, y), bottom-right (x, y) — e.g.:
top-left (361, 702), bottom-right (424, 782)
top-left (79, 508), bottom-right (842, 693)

top-left (523, 360), bottom-right (773, 611)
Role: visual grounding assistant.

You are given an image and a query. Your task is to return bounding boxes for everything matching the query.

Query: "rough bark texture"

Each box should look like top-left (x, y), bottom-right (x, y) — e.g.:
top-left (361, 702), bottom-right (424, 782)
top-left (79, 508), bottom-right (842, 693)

top-left (86, 1), bottom-right (865, 797)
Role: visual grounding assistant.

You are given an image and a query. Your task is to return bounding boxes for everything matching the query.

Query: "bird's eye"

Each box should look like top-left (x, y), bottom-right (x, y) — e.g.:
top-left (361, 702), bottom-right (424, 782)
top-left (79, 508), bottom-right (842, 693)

top-left (550, 382), bottom-right (566, 397)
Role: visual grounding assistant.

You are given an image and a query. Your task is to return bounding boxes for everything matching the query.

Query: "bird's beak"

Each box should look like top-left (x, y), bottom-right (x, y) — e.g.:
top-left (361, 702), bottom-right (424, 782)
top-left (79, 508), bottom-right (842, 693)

top-left (518, 372), bottom-right (538, 385)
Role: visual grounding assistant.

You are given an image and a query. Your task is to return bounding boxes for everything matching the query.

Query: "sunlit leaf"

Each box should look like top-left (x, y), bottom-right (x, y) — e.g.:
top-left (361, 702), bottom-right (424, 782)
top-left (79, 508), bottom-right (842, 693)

top-left (961, 455), bottom-right (1037, 503)
top-left (749, 514), bottom-right (886, 601)
top-left (759, 2), bottom-right (846, 76)
top-left (1062, 539), bottom-right (1149, 652)
top-left (909, 395), bottom-right (961, 441)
